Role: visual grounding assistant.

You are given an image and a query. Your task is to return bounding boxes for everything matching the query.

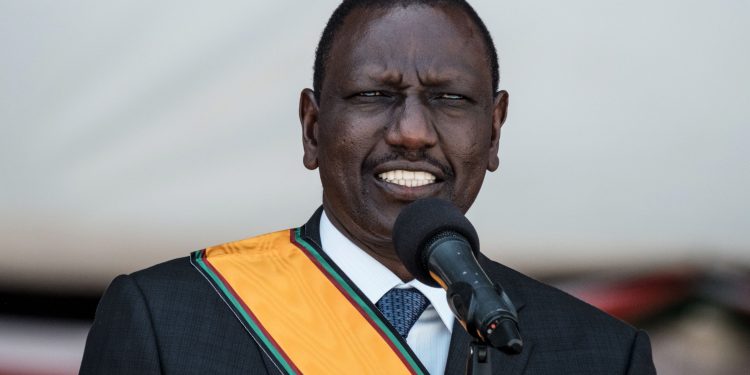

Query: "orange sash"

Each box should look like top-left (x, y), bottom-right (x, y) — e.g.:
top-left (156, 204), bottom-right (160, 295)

top-left (191, 228), bottom-right (427, 375)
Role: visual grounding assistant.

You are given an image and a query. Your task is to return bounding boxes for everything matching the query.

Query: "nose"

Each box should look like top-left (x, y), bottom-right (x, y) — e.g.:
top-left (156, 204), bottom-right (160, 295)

top-left (385, 96), bottom-right (438, 153)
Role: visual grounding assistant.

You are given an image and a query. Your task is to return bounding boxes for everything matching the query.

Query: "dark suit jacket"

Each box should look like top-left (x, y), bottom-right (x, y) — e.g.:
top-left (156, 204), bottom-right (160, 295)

top-left (80, 209), bottom-right (656, 374)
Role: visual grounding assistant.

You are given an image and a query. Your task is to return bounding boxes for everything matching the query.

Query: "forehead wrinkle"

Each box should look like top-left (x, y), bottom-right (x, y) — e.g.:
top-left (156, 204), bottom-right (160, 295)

top-left (344, 63), bottom-right (405, 87)
top-left (365, 49), bottom-right (478, 90)
top-left (385, 19), bottom-right (488, 89)
top-left (329, 5), bottom-right (491, 94)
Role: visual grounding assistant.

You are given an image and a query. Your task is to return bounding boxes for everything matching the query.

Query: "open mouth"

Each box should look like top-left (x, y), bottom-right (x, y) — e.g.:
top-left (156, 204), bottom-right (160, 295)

top-left (377, 170), bottom-right (437, 187)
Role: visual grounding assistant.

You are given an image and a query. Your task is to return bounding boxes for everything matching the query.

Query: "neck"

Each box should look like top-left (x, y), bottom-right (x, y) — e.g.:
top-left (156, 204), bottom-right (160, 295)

top-left (323, 209), bottom-right (413, 282)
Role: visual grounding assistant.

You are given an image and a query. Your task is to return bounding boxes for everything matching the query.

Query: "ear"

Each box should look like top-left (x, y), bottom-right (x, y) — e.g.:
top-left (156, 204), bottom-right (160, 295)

top-left (299, 88), bottom-right (320, 170)
top-left (487, 90), bottom-right (508, 172)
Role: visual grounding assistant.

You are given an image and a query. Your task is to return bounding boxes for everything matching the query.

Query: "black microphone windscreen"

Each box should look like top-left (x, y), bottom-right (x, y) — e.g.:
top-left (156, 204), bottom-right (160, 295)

top-left (392, 198), bottom-right (480, 285)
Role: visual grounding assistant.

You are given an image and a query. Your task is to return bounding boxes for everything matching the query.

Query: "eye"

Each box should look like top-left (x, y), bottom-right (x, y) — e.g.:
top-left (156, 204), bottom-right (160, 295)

top-left (358, 91), bottom-right (385, 97)
top-left (438, 93), bottom-right (465, 100)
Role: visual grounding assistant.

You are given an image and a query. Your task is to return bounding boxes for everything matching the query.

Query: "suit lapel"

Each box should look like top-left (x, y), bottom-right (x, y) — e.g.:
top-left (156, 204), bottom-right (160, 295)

top-left (260, 352), bottom-right (284, 375)
top-left (444, 323), bottom-right (470, 375)
top-left (301, 206), bottom-right (325, 247)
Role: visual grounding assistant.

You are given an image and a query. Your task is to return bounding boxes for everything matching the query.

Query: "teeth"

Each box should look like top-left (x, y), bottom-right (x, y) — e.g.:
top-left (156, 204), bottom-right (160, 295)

top-left (378, 170), bottom-right (437, 187)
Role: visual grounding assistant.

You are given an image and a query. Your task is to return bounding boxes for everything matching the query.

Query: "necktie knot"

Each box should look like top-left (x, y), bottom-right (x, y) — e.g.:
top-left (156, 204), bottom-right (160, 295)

top-left (376, 288), bottom-right (430, 339)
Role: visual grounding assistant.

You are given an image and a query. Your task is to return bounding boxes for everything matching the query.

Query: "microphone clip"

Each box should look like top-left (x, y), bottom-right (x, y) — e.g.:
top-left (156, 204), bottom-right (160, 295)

top-left (446, 281), bottom-right (523, 354)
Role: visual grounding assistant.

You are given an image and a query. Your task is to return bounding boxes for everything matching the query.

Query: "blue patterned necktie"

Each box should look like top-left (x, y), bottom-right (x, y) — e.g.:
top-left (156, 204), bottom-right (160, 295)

top-left (376, 288), bottom-right (430, 339)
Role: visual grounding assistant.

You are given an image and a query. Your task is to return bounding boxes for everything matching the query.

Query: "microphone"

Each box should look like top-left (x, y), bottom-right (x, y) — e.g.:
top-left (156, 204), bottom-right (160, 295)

top-left (392, 198), bottom-right (523, 354)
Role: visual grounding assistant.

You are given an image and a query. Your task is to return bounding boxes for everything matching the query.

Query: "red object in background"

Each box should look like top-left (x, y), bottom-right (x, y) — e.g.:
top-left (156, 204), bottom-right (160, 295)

top-left (558, 269), bottom-right (698, 323)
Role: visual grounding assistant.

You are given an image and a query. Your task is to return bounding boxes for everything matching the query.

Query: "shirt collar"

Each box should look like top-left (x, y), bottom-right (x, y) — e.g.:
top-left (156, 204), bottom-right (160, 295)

top-left (319, 211), bottom-right (454, 332)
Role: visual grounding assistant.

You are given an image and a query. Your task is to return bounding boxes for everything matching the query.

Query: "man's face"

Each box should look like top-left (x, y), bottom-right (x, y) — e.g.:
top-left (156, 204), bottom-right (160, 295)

top-left (300, 5), bottom-right (507, 255)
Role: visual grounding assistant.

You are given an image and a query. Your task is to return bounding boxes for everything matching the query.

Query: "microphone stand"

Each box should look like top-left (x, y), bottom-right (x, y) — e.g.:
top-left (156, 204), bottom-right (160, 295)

top-left (466, 341), bottom-right (493, 375)
top-left (464, 317), bottom-right (522, 375)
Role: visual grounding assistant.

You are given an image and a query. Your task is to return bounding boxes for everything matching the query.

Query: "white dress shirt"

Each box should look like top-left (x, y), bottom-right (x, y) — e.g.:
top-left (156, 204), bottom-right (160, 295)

top-left (319, 212), bottom-right (454, 375)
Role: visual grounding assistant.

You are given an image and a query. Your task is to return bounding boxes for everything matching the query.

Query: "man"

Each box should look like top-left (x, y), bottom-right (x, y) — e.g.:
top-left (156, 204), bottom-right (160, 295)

top-left (81, 1), bottom-right (656, 374)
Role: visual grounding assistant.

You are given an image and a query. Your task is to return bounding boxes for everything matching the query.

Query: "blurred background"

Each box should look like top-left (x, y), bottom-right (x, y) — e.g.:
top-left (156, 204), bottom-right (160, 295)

top-left (1, 0), bottom-right (748, 374)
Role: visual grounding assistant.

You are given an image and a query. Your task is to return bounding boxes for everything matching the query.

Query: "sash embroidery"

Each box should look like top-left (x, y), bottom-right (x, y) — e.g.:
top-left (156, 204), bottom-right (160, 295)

top-left (191, 227), bottom-right (427, 375)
